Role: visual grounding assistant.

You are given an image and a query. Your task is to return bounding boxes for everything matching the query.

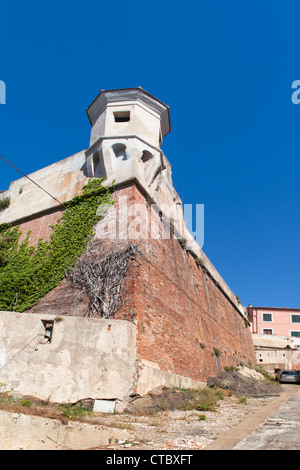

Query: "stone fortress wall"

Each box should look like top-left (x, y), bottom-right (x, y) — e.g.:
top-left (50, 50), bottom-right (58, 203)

top-left (0, 88), bottom-right (256, 408)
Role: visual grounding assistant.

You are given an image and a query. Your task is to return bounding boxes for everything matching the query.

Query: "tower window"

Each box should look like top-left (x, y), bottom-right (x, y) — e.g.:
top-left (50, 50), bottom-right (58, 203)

top-left (141, 150), bottom-right (153, 163)
top-left (114, 111), bottom-right (130, 122)
top-left (112, 143), bottom-right (127, 160)
top-left (93, 151), bottom-right (103, 178)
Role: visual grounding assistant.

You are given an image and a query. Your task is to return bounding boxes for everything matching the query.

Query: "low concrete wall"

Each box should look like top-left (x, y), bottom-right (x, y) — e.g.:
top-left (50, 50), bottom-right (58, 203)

top-left (0, 312), bottom-right (137, 405)
top-left (252, 334), bottom-right (300, 372)
top-left (252, 333), bottom-right (300, 349)
top-left (0, 410), bottom-right (134, 450)
top-left (137, 359), bottom-right (206, 396)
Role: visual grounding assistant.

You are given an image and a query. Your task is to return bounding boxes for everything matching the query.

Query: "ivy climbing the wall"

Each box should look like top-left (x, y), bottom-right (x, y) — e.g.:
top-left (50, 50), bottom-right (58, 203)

top-left (0, 178), bottom-right (114, 312)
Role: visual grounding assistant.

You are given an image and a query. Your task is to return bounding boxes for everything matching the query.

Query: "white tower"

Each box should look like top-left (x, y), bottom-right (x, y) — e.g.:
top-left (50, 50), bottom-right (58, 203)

top-left (86, 88), bottom-right (175, 189)
top-left (85, 87), bottom-right (184, 236)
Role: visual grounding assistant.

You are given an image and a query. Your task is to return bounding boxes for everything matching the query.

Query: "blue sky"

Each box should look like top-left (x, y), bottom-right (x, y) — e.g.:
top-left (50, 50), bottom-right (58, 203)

top-left (1, 0), bottom-right (300, 308)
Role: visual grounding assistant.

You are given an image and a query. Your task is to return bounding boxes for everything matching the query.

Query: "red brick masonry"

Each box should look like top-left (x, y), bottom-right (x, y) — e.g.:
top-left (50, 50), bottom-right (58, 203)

top-left (26, 184), bottom-right (256, 384)
top-left (18, 209), bottom-right (64, 245)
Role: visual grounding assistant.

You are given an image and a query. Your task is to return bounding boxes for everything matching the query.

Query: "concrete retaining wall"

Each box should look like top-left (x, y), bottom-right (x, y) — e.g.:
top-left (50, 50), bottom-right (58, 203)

top-left (0, 312), bottom-right (137, 405)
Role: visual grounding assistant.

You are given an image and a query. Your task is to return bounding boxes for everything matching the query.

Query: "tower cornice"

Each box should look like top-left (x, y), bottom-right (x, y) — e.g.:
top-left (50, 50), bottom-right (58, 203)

top-left (86, 87), bottom-right (171, 138)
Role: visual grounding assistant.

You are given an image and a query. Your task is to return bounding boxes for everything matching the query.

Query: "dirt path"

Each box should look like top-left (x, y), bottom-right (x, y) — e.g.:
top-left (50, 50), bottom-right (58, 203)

top-left (99, 394), bottom-right (280, 450)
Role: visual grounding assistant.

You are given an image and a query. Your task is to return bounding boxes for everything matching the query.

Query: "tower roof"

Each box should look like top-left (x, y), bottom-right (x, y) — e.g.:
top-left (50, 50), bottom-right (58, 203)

top-left (86, 87), bottom-right (171, 138)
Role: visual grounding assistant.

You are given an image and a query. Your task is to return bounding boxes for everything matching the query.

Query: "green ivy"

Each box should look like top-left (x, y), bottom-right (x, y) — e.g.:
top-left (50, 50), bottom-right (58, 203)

top-left (0, 178), bottom-right (114, 312)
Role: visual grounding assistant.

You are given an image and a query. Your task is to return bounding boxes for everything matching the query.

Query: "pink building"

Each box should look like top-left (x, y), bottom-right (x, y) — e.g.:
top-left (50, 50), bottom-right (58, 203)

top-left (248, 305), bottom-right (300, 338)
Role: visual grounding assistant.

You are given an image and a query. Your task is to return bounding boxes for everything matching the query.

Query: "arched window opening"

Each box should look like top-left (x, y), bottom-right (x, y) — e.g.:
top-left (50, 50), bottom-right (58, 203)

top-left (141, 150), bottom-right (153, 163)
top-left (112, 143), bottom-right (127, 160)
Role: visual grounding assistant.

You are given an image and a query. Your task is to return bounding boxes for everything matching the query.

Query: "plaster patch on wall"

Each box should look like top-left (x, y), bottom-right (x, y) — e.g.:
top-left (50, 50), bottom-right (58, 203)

top-left (93, 399), bottom-right (116, 413)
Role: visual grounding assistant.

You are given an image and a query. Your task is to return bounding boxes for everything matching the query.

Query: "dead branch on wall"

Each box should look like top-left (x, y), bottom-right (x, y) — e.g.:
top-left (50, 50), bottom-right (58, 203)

top-left (67, 239), bottom-right (141, 318)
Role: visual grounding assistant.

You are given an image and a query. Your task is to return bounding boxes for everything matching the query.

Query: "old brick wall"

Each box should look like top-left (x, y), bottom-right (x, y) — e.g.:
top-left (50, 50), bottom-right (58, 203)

top-left (24, 183), bottom-right (256, 386)
top-left (131, 237), bottom-right (256, 384)
top-left (106, 185), bottom-right (256, 384)
top-left (18, 209), bottom-right (64, 245)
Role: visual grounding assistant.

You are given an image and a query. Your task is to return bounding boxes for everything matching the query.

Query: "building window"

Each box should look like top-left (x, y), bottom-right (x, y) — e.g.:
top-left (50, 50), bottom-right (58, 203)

top-left (291, 315), bottom-right (300, 323)
top-left (262, 313), bottom-right (273, 322)
top-left (262, 329), bottom-right (273, 335)
top-left (114, 111), bottom-right (130, 122)
top-left (291, 331), bottom-right (300, 338)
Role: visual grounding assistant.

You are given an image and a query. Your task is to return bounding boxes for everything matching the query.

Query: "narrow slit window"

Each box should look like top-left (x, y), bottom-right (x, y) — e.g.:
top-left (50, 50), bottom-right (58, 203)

top-left (42, 320), bottom-right (54, 343)
top-left (114, 111), bottom-right (130, 122)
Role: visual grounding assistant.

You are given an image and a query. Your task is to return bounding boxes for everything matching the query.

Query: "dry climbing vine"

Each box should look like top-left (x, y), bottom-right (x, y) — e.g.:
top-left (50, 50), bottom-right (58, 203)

top-left (68, 239), bottom-right (141, 318)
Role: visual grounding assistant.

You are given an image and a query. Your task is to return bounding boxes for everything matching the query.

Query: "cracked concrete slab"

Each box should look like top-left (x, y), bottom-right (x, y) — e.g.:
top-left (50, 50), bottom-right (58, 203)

top-left (0, 410), bottom-right (134, 450)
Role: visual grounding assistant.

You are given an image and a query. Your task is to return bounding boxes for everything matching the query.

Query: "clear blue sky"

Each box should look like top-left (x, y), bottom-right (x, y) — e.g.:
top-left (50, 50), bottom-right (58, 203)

top-left (1, 0), bottom-right (300, 308)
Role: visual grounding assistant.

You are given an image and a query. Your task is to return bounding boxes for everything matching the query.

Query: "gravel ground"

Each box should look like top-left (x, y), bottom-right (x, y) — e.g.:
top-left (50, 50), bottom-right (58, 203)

top-left (0, 366), bottom-right (283, 450)
top-left (97, 394), bottom-right (278, 450)
top-left (97, 367), bottom-right (283, 450)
